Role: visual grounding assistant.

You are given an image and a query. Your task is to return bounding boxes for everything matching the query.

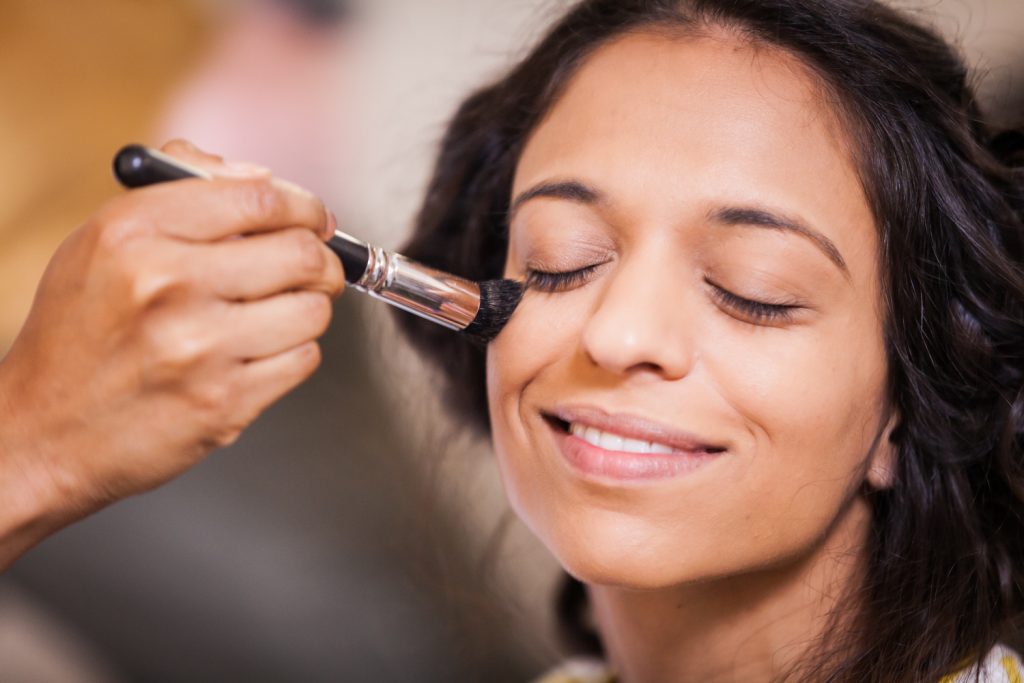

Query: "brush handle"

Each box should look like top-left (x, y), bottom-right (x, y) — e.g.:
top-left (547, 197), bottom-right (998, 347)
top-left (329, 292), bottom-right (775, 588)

top-left (112, 145), bottom-right (370, 284)
top-left (111, 144), bottom-right (489, 333)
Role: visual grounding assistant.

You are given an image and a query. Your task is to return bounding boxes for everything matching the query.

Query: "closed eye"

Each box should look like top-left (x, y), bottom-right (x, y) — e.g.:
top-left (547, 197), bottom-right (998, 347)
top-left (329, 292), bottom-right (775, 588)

top-left (706, 277), bottom-right (801, 324)
top-left (525, 264), bottom-right (602, 293)
top-left (523, 267), bottom-right (802, 325)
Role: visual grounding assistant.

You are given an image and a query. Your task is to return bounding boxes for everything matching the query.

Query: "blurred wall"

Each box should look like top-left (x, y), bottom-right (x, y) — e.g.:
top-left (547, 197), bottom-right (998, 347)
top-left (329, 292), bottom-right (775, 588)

top-left (891, 0), bottom-right (1024, 126)
top-left (0, 0), bottom-right (210, 345)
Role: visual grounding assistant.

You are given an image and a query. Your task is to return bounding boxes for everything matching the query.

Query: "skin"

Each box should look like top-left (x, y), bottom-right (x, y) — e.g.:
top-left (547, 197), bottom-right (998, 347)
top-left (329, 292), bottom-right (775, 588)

top-left (487, 31), bottom-right (899, 682)
top-left (0, 140), bottom-right (344, 570)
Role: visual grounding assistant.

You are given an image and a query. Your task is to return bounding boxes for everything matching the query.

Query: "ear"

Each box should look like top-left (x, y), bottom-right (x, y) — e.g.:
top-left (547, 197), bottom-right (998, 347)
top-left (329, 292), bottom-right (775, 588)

top-left (865, 409), bottom-right (900, 490)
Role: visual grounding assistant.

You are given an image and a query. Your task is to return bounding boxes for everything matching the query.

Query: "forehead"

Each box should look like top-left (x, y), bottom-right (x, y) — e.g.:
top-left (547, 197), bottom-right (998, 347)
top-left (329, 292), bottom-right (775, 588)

top-left (518, 29), bottom-right (852, 176)
top-left (513, 30), bottom-right (875, 264)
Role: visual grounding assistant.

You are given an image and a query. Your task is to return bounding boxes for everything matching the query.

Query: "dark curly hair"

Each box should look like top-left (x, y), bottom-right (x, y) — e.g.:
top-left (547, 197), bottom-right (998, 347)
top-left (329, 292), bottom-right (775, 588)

top-left (395, 1), bottom-right (1024, 680)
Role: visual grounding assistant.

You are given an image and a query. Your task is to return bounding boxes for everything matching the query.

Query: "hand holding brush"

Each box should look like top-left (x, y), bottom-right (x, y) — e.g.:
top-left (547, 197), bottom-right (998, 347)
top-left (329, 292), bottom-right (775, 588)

top-left (0, 139), bottom-right (523, 569)
top-left (113, 144), bottom-right (523, 344)
top-left (0, 142), bottom-right (345, 567)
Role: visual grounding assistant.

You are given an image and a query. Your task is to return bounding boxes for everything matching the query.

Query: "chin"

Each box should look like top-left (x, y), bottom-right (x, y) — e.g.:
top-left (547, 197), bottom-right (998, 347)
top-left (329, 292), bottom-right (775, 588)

top-left (554, 543), bottom-right (707, 591)
top-left (533, 507), bottom-right (726, 591)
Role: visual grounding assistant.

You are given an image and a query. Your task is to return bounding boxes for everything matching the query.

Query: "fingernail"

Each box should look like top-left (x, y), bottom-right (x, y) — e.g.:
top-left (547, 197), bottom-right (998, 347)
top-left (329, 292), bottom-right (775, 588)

top-left (324, 211), bottom-right (338, 239)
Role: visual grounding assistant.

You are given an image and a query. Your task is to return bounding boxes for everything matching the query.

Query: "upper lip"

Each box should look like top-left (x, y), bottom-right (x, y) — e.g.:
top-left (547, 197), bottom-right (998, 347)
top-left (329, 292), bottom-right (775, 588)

top-left (547, 405), bottom-right (728, 453)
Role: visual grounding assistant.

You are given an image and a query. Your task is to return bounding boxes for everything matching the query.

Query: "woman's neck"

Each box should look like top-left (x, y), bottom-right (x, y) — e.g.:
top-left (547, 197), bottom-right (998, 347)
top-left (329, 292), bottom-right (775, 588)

top-left (589, 497), bottom-right (871, 683)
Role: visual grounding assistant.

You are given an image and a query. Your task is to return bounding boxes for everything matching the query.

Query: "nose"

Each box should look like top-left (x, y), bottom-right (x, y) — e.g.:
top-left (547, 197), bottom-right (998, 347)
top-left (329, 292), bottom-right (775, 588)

top-left (580, 250), bottom-right (695, 380)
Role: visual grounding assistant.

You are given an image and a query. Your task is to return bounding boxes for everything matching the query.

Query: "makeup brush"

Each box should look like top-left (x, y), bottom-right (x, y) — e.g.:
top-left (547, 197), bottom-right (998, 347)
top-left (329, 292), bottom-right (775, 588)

top-left (112, 145), bottom-right (522, 344)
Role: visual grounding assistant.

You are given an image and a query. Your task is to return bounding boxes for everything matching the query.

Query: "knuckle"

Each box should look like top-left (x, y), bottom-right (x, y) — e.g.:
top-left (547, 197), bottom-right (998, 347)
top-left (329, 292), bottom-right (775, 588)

top-left (195, 381), bottom-right (251, 449)
top-left (291, 231), bottom-right (326, 276)
top-left (200, 417), bottom-right (246, 451)
top-left (144, 317), bottom-right (211, 378)
top-left (241, 179), bottom-right (283, 224)
top-left (289, 342), bottom-right (322, 378)
top-left (208, 428), bottom-right (244, 449)
top-left (190, 380), bottom-right (231, 416)
top-left (92, 207), bottom-right (143, 252)
top-left (129, 265), bottom-right (184, 309)
top-left (303, 341), bottom-right (323, 370)
top-left (305, 293), bottom-right (333, 334)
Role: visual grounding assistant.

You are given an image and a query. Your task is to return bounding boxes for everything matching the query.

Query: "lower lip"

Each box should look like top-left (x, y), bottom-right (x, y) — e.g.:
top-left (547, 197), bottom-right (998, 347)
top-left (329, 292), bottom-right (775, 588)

top-left (552, 427), bottom-right (722, 482)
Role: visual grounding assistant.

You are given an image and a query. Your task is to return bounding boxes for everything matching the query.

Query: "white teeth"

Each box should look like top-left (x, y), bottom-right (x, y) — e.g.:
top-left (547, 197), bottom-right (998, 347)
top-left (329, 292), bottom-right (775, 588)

top-left (569, 423), bottom-right (676, 454)
top-left (621, 437), bottom-right (646, 452)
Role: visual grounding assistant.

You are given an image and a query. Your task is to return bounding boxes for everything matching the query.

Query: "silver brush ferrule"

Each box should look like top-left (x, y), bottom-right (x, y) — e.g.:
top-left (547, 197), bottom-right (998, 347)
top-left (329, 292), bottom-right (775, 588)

top-left (352, 245), bottom-right (481, 331)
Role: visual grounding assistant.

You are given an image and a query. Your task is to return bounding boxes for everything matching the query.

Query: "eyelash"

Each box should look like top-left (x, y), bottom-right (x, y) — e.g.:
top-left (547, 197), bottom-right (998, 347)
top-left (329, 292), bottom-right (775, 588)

top-left (524, 264), bottom-right (601, 292)
top-left (524, 266), bottom-right (800, 325)
top-left (705, 278), bottom-right (799, 324)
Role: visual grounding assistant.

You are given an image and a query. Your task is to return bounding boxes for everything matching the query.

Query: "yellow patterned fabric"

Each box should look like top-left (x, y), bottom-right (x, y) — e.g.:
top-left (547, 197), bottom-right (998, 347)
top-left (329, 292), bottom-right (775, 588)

top-left (535, 644), bottom-right (1023, 683)
top-left (533, 658), bottom-right (616, 683)
top-left (940, 645), bottom-right (1024, 683)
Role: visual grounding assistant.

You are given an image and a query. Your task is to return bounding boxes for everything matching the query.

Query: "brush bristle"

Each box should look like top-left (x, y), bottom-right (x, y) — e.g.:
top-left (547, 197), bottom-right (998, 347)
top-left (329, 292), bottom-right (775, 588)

top-left (462, 279), bottom-right (524, 344)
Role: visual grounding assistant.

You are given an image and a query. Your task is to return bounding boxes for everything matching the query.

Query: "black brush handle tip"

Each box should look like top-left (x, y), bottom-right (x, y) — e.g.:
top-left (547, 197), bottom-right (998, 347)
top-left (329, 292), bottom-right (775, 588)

top-left (113, 144), bottom-right (207, 187)
top-left (111, 144), bottom-right (369, 282)
top-left (328, 235), bottom-right (370, 285)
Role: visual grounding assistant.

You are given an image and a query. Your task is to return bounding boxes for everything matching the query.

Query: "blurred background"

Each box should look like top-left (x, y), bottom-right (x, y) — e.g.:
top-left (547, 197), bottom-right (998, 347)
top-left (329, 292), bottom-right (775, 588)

top-left (0, 0), bottom-right (1020, 681)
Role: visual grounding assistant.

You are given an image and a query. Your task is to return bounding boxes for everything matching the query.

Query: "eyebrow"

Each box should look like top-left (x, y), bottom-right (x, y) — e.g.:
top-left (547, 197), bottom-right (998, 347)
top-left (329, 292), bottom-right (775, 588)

top-left (709, 206), bottom-right (850, 278)
top-left (509, 179), bottom-right (849, 278)
top-left (508, 180), bottom-right (604, 220)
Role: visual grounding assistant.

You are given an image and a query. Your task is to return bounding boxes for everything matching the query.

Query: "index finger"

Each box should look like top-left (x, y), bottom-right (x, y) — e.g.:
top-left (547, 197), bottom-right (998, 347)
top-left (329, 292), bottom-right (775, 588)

top-left (124, 175), bottom-right (333, 242)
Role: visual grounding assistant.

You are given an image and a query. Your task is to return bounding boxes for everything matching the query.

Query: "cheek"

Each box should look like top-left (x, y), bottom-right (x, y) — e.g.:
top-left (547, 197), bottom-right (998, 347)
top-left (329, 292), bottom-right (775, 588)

top-left (486, 292), bottom-right (588, 516)
top-left (699, 308), bottom-right (889, 549)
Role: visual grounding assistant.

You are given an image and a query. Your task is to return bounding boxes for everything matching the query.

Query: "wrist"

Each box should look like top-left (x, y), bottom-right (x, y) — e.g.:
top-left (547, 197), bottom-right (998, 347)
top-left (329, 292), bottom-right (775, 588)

top-left (0, 359), bottom-right (89, 570)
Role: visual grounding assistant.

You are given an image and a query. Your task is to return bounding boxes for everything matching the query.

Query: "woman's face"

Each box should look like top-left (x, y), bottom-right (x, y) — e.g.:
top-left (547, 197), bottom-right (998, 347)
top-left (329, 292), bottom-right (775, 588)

top-left (487, 31), bottom-right (897, 589)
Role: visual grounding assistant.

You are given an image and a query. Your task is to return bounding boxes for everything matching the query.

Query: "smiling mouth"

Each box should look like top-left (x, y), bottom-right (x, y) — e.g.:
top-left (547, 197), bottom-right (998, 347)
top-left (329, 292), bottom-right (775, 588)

top-left (543, 414), bottom-right (727, 482)
top-left (544, 414), bottom-right (728, 456)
